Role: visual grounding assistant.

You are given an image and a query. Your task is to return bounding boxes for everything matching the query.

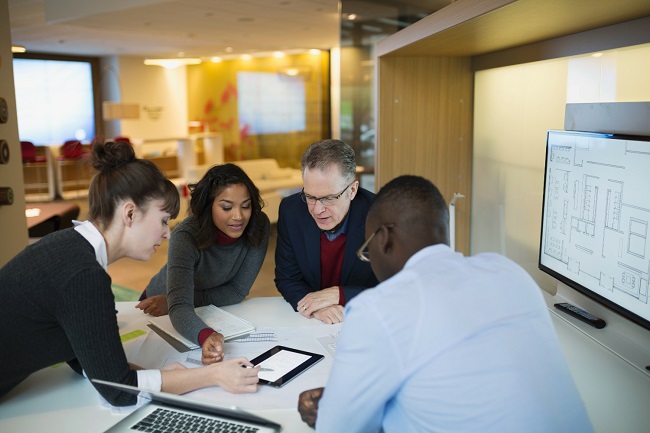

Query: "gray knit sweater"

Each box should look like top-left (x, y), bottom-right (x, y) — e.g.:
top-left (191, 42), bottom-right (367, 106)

top-left (145, 214), bottom-right (270, 344)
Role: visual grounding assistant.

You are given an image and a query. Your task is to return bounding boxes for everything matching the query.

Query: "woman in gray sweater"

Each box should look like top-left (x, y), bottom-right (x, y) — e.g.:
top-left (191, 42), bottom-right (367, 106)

top-left (0, 142), bottom-right (260, 406)
top-left (136, 163), bottom-right (270, 365)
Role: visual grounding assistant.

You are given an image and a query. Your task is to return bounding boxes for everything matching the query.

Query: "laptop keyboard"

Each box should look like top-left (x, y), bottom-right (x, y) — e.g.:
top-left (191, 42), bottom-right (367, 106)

top-left (130, 408), bottom-right (260, 432)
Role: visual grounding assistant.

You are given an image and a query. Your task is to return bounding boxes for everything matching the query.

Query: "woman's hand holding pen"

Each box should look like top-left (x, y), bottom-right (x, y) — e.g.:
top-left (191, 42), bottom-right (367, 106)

top-left (208, 358), bottom-right (259, 394)
top-left (201, 332), bottom-right (225, 364)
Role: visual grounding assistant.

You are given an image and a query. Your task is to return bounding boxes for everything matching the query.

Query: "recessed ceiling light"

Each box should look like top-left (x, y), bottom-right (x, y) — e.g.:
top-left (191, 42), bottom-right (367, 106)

top-left (11, 45), bottom-right (26, 53)
top-left (144, 58), bottom-right (202, 68)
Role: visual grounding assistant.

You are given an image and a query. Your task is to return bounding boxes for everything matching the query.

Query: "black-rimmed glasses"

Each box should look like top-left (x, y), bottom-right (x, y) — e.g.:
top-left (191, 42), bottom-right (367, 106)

top-left (356, 223), bottom-right (395, 262)
top-left (301, 182), bottom-right (354, 206)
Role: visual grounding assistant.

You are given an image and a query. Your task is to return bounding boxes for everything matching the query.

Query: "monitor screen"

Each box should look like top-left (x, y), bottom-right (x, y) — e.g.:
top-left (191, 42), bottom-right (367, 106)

top-left (539, 130), bottom-right (650, 331)
top-left (237, 71), bottom-right (306, 134)
top-left (13, 57), bottom-right (96, 145)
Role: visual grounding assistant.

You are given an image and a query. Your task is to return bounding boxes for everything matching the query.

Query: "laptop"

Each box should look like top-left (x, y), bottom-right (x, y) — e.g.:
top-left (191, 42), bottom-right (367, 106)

top-left (92, 379), bottom-right (282, 432)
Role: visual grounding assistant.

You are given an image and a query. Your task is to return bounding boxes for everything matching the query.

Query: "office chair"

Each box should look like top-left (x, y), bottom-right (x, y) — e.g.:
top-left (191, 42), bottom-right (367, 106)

top-left (113, 136), bottom-right (132, 145)
top-left (20, 141), bottom-right (46, 163)
top-left (60, 140), bottom-right (84, 159)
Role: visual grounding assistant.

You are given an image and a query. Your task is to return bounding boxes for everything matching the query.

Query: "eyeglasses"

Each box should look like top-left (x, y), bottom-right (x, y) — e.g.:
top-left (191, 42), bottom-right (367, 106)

top-left (301, 182), bottom-right (354, 206)
top-left (356, 223), bottom-right (395, 262)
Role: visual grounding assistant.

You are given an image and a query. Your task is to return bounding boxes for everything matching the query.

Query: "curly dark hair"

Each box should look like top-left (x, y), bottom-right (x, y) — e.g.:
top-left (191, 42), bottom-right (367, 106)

top-left (188, 163), bottom-right (266, 250)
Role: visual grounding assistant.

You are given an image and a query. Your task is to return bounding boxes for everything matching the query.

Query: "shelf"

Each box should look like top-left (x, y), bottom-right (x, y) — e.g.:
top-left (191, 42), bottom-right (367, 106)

top-left (55, 158), bottom-right (95, 199)
top-left (544, 284), bottom-right (650, 378)
top-left (144, 154), bottom-right (181, 180)
top-left (22, 159), bottom-right (55, 202)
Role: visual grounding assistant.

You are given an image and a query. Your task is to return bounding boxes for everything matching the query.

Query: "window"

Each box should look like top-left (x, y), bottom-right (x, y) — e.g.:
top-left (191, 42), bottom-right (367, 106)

top-left (13, 57), bottom-right (97, 145)
top-left (237, 71), bottom-right (305, 134)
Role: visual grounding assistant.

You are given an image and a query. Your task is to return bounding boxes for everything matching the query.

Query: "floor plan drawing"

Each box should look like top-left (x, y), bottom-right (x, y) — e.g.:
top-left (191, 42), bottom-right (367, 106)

top-left (541, 132), bottom-right (650, 320)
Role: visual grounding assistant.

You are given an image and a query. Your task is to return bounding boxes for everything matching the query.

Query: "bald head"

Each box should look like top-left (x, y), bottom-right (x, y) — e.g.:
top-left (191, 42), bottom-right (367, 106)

top-left (364, 176), bottom-right (449, 281)
top-left (370, 175), bottom-right (449, 244)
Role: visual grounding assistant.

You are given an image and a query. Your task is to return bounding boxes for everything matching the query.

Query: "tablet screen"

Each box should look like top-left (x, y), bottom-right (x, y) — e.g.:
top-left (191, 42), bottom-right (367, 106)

top-left (250, 346), bottom-right (324, 388)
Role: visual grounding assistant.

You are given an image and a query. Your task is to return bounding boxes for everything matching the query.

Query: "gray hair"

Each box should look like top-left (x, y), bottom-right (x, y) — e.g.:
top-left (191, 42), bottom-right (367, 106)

top-left (301, 139), bottom-right (356, 183)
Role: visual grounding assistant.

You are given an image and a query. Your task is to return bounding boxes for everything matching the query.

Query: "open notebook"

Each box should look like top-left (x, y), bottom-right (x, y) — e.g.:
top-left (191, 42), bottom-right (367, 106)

top-left (148, 305), bottom-right (255, 351)
top-left (93, 379), bottom-right (281, 432)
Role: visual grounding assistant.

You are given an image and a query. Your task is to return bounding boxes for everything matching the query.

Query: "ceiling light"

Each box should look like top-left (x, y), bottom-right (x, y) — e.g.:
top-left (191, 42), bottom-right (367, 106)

top-left (282, 66), bottom-right (311, 77)
top-left (11, 45), bottom-right (26, 53)
top-left (592, 52), bottom-right (603, 58)
top-left (144, 58), bottom-right (202, 69)
top-left (347, 13), bottom-right (357, 20)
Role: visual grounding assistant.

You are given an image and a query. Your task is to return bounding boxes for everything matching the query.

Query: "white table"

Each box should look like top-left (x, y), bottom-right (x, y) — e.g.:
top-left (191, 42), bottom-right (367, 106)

top-left (5, 290), bottom-right (648, 433)
top-left (0, 297), bottom-right (333, 432)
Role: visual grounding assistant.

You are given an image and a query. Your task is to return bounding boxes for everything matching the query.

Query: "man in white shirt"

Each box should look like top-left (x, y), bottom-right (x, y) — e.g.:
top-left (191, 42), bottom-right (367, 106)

top-left (298, 175), bottom-right (593, 433)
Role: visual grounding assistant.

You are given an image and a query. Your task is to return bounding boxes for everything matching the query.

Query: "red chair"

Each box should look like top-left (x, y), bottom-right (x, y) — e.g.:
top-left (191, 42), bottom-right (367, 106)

top-left (20, 141), bottom-right (46, 163)
top-left (60, 140), bottom-right (84, 159)
top-left (113, 136), bottom-right (132, 145)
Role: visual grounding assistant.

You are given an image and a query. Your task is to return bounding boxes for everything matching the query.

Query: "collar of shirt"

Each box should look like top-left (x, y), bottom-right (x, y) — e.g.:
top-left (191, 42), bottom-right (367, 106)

top-left (215, 228), bottom-right (239, 246)
top-left (73, 220), bottom-right (108, 270)
top-left (323, 212), bottom-right (350, 241)
top-left (404, 243), bottom-right (453, 270)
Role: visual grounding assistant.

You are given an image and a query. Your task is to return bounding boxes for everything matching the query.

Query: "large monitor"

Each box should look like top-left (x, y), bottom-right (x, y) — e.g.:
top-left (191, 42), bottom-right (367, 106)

top-left (13, 55), bottom-right (98, 145)
top-left (539, 129), bottom-right (650, 331)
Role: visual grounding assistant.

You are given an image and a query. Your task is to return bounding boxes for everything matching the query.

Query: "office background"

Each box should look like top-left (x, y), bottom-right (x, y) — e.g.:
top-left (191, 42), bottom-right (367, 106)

top-left (2, 1), bottom-right (650, 431)
top-left (2, 1), bottom-right (650, 295)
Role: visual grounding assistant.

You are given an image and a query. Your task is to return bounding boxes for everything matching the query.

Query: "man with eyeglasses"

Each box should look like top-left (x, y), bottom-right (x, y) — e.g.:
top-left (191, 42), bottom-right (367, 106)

top-left (298, 175), bottom-right (592, 433)
top-left (274, 139), bottom-right (378, 324)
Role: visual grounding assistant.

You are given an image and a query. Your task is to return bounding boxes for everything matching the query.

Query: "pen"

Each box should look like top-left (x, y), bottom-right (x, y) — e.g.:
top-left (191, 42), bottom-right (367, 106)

top-left (241, 365), bottom-right (274, 372)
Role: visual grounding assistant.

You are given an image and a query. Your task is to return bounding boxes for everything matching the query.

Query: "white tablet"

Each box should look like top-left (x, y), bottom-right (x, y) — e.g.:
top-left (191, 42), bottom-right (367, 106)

top-left (250, 345), bottom-right (324, 388)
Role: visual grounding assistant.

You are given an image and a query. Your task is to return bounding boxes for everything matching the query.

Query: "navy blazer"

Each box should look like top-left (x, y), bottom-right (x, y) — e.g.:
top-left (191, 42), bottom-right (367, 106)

top-left (274, 188), bottom-right (378, 310)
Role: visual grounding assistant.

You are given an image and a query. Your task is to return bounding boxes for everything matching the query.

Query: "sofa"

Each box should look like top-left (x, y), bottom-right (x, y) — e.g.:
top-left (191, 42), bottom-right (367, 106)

top-left (234, 159), bottom-right (302, 224)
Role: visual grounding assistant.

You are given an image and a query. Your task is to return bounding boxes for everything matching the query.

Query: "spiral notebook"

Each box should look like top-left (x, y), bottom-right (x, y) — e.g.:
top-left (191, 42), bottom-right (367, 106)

top-left (148, 305), bottom-right (255, 352)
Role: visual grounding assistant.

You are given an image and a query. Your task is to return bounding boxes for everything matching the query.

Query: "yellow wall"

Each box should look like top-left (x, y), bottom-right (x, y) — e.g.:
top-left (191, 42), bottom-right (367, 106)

top-left (118, 56), bottom-right (189, 141)
top-left (186, 51), bottom-right (330, 168)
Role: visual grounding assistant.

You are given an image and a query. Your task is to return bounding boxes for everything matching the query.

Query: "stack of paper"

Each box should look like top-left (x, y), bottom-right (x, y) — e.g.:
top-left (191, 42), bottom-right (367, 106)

top-left (148, 305), bottom-right (255, 350)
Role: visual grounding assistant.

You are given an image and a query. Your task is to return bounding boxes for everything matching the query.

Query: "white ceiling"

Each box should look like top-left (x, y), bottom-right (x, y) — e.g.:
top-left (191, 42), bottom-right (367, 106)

top-left (8, 0), bottom-right (449, 59)
top-left (8, 0), bottom-right (341, 58)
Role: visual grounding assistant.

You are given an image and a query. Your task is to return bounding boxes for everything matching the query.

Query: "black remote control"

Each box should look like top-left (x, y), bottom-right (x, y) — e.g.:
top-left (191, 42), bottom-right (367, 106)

top-left (554, 303), bottom-right (606, 328)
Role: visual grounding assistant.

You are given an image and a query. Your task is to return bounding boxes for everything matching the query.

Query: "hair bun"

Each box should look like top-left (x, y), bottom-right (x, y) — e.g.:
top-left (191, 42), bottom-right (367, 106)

top-left (91, 140), bottom-right (136, 171)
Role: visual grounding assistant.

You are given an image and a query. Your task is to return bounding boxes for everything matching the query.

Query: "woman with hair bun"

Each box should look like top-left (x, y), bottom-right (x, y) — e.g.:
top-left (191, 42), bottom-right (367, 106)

top-left (0, 141), bottom-right (260, 407)
top-left (136, 163), bottom-right (270, 365)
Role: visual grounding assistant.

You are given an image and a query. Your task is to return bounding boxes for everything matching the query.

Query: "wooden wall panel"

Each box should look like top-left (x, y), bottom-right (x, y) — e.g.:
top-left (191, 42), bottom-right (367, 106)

top-left (377, 56), bottom-right (473, 254)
